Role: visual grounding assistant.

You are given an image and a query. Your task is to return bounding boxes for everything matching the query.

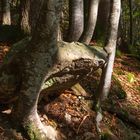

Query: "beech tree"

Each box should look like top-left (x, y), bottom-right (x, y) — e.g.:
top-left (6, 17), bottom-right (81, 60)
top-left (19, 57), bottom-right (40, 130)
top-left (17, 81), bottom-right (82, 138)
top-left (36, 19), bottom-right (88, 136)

top-left (96, 0), bottom-right (121, 133)
top-left (97, 0), bottom-right (110, 37)
top-left (1, 0), bottom-right (63, 139)
top-left (79, 0), bottom-right (100, 45)
top-left (19, 0), bottom-right (44, 35)
top-left (0, 0), bottom-right (122, 139)
top-left (67, 0), bottom-right (84, 42)
top-left (0, 0), bottom-right (107, 139)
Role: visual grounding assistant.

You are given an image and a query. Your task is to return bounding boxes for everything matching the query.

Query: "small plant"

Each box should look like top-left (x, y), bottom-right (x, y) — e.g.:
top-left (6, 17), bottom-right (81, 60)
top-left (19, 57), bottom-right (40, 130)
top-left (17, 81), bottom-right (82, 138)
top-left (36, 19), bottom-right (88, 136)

top-left (127, 73), bottom-right (135, 83)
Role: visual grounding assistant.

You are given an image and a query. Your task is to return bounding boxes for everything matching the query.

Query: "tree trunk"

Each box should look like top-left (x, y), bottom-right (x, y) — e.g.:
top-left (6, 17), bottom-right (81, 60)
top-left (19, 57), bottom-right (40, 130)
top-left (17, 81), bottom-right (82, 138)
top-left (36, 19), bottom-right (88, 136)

top-left (98, 0), bottom-right (121, 100)
top-left (1, 0), bottom-right (11, 25)
top-left (79, 0), bottom-right (100, 45)
top-left (67, 0), bottom-right (84, 42)
top-left (29, 0), bottom-right (44, 35)
top-left (129, 0), bottom-right (133, 45)
top-left (0, 38), bottom-right (107, 104)
top-left (95, 0), bottom-right (121, 134)
top-left (12, 0), bottom-right (62, 139)
top-left (96, 0), bottom-right (110, 38)
top-left (19, 0), bottom-right (30, 35)
top-left (0, 0), bottom-right (107, 139)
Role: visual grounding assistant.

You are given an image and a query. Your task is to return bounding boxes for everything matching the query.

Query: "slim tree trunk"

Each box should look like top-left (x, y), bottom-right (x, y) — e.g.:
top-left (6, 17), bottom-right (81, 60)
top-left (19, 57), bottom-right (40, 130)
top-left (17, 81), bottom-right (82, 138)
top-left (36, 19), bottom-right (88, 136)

top-left (95, 0), bottom-right (121, 135)
top-left (96, 0), bottom-right (121, 102)
top-left (67, 0), bottom-right (84, 42)
top-left (79, 0), bottom-right (100, 45)
top-left (19, 0), bottom-right (30, 34)
top-left (2, 0), bottom-right (11, 25)
top-left (98, 0), bottom-right (121, 100)
top-left (129, 0), bottom-right (133, 45)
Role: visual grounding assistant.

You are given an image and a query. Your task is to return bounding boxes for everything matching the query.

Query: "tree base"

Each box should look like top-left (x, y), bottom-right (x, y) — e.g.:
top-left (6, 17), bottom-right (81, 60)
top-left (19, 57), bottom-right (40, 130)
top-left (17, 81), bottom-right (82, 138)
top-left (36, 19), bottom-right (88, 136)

top-left (23, 113), bottom-right (59, 140)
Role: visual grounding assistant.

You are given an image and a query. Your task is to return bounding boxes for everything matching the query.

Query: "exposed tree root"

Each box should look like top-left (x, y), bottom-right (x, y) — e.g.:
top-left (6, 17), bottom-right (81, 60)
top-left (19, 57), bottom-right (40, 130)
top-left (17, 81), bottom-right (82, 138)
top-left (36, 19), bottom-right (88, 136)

top-left (23, 113), bottom-right (59, 140)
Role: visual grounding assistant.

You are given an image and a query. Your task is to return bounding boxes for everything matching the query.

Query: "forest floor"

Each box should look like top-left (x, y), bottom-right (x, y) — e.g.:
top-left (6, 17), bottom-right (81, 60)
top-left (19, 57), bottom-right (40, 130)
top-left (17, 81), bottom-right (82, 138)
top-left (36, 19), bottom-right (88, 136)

top-left (0, 43), bottom-right (140, 140)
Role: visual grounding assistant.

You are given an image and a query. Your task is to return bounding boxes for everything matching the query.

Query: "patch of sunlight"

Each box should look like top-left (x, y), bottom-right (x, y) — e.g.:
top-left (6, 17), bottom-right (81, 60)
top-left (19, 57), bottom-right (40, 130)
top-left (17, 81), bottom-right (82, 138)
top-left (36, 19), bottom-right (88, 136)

top-left (127, 73), bottom-right (135, 83)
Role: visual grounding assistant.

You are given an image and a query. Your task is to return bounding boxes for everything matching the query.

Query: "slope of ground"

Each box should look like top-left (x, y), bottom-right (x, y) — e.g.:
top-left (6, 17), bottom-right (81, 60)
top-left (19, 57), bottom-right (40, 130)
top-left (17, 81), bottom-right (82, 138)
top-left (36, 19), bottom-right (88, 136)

top-left (0, 43), bottom-right (140, 140)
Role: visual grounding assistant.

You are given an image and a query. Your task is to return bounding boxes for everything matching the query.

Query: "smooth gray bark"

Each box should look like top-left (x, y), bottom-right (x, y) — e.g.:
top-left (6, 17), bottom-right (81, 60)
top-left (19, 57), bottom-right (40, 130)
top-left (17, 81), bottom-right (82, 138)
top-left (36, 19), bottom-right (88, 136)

top-left (98, 0), bottom-right (121, 101)
top-left (95, 0), bottom-right (121, 135)
top-left (79, 0), bottom-right (100, 45)
top-left (67, 0), bottom-right (84, 42)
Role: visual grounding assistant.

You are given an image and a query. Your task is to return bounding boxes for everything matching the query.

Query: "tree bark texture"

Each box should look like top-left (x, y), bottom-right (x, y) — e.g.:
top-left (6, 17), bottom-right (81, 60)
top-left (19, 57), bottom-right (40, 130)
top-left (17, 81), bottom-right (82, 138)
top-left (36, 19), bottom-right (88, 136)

top-left (0, 0), bottom-right (108, 139)
top-left (79, 0), bottom-right (100, 45)
top-left (98, 0), bottom-right (121, 101)
top-left (29, 0), bottom-right (44, 35)
top-left (0, 38), bottom-right (107, 104)
top-left (1, 0), bottom-right (11, 25)
top-left (11, 0), bottom-right (62, 139)
top-left (67, 0), bottom-right (84, 42)
top-left (0, 41), bottom-right (107, 140)
top-left (20, 0), bottom-right (31, 34)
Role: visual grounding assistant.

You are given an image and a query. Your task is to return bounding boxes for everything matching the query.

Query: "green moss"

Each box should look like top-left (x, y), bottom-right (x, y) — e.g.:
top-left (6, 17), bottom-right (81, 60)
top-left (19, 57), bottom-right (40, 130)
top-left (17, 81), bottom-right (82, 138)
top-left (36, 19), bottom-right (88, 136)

top-left (25, 123), bottom-right (48, 140)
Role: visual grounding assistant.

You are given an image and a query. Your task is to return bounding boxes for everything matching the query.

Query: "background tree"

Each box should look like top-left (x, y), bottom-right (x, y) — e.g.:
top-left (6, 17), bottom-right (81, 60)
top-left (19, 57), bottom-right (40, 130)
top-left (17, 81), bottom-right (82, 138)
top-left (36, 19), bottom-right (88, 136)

top-left (29, 0), bottom-right (44, 35)
top-left (95, 0), bottom-right (110, 40)
top-left (19, 0), bottom-right (30, 35)
top-left (1, 0), bottom-right (11, 25)
top-left (67, 0), bottom-right (84, 42)
top-left (79, 0), bottom-right (100, 45)
top-left (0, 0), bottom-right (2, 24)
top-left (119, 0), bottom-right (140, 56)
top-left (129, 0), bottom-right (133, 45)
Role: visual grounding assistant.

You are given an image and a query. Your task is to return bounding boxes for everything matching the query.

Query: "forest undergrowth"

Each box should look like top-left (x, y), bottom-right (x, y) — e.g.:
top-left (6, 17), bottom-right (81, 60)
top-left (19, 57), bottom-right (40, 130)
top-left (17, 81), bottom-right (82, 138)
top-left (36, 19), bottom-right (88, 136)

top-left (0, 43), bottom-right (140, 140)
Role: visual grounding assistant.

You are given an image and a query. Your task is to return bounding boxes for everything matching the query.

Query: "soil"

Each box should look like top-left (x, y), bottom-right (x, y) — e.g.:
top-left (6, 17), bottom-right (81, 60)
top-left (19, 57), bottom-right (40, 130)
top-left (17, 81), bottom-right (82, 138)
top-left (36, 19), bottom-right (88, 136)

top-left (0, 43), bottom-right (140, 140)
